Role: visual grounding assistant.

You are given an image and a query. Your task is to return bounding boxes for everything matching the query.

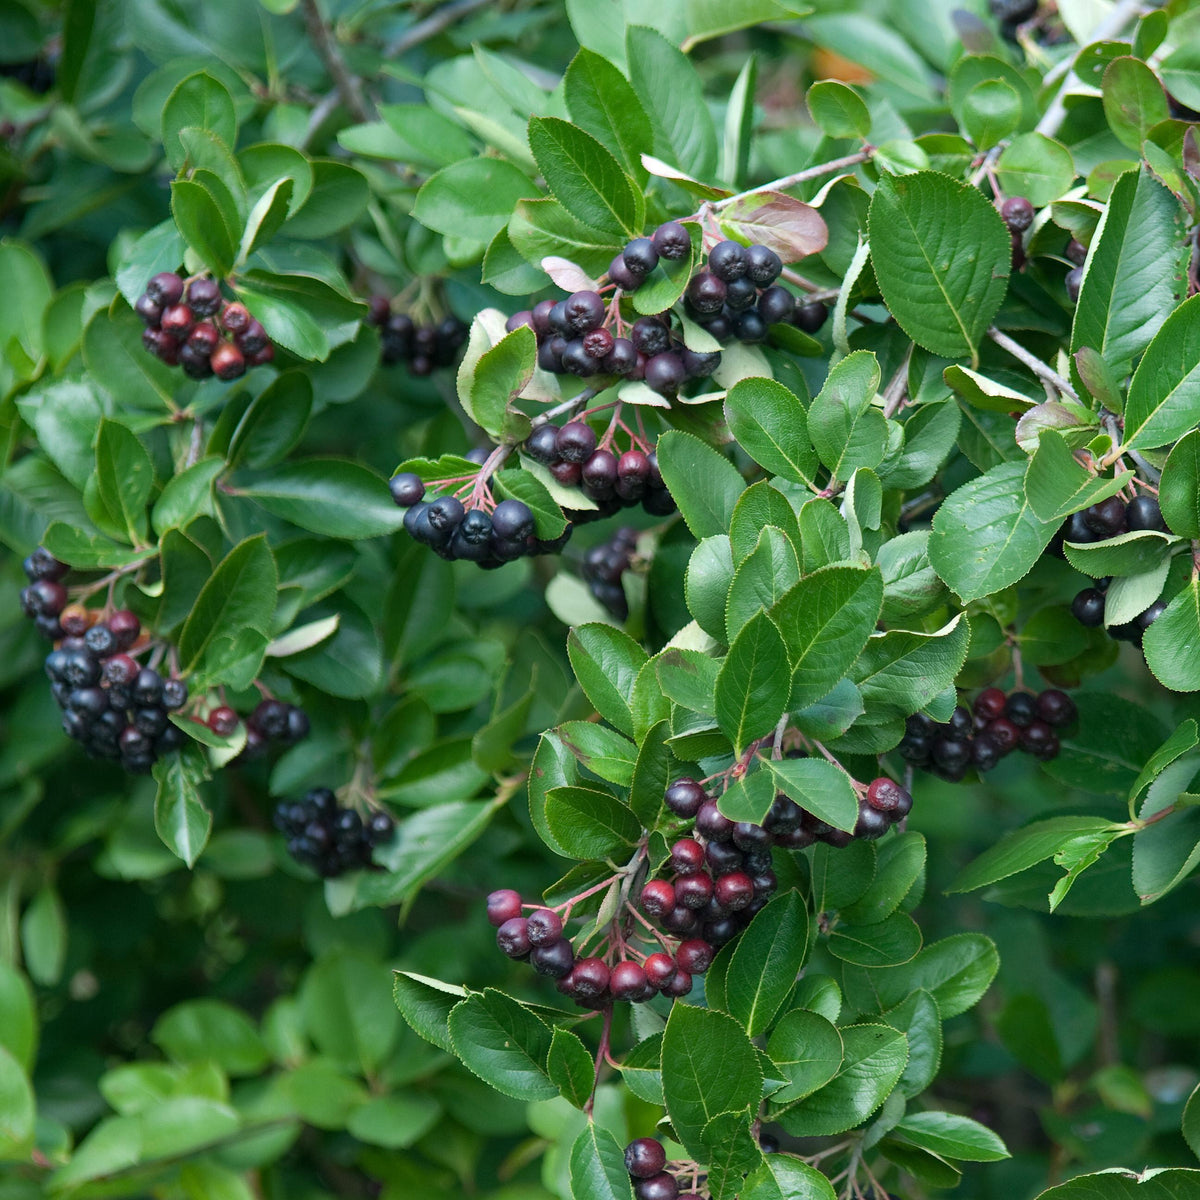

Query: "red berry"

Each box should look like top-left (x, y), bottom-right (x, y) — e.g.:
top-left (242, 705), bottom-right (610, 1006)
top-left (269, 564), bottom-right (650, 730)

top-left (220, 302), bottom-right (251, 334)
top-left (675, 938), bottom-right (714, 974)
top-left (624, 1138), bottom-right (667, 1179)
top-left (639, 879), bottom-right (676, 918)
top-left (160, 304), bottom-right (194, 340)
top-left (670, 838), bottom-right (705, 874)
top-left (210, 342), bottom-right (246, 380)
top-left (107, 609), bottom-right (141, 650)
top-left (643, 952), bottom-right (676, 988)
top-left (973, 687), bottom-right (1007, 720)
top-left (485, 889), bottom-right (522, 927)
top-left (714, 872), bottom-right (754, 911)
top-left (525, 907), bottom-right (563, 946)
top-left (675, 872), bottom-right (714, 910)
top-left (207, 706), bottom-right (239, 736)
top-left (566, 957), bottom-right (609, 999)
top-left (610, 960), bottom-right (649, 1000)
top-left (865, 777), bottom-right (913, 819)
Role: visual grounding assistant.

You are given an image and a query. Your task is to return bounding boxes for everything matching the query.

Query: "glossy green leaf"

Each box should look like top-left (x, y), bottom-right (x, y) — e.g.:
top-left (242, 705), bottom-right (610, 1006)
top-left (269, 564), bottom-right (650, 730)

top-left (1124, 294), bottom-right (1200, 451)
top-left (715, 612), bottom-right (791, 755)
top-left (724, 892), bottom-right (810, 1035)
top-left (447, 990), bottom-right (556, 1101)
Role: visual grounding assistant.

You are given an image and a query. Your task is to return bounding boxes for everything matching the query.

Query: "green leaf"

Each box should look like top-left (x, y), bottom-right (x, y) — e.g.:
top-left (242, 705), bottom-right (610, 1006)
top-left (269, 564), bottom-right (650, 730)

top-left (0, 1044), bottom-right (34, 1154)
top-left (152, 457), bottom-right (224, 537)
top-left (1124, 294), bottom-right (1200, 451)
top-left (701, 1111), bottom-right (761, 1200)
top-left (1030, 1168), bottom-right (1200, 1197)
top-left (564, 49), bottom-right (652, 182)
top-left (242, 460), bottom-right (406, 539)
top-left (227, 371), bottom-right (313, 470)
top-left (162, 71), bottom-right (237, 171)
top-left (20, 885), bottom-right (66, 987)
top-left (808, 350), bottom-right (888, 479)
top-left (83, 307), bottom-right (178, 413)
top-left (661, 1003), bottom-right (762, 1161)
top-left (557, 722), bottom-right (638, 786)
top-left (546, 1028), bottom-right (594, 1110)
top-left (726, 527), bottom-right (800, 641)
top-left (716, 768), bottom-right (776, 826)
top-left (996, 132), bottom-right (1077, 206)
top-left (626, 25), bottom-right (717, 180)
top-left (741, 1154), bottom-right (837, 1200)
top-left (1063, 530), bottom-right (1178, 579)
top-left (152, 745), bottom-right (213, 867)
top-left (962, 78), bottom-right (1020, 151)
top-left (778, 1024), bottom-right (908, 1137)
top-left (655, 430), bottom-right (745, 539)
top-left (851, 614), bottom-right (970, 716)
top-left (284, 160), bottom-right (369, 238)
top-left (722, 54), bottom-right (757, 187)
top-left (301, 951), bottom-right (399, 1074)
top-left (807, 80), bottom-right (870, 139)
top-left (929, 461), bottom-right (1059, 602)
top-left (528, 116), bottom-right (642, 238)
top-left (178, 535), bottom-right (277, 677)
top-left (724, 892), bottom-right (810, 1035)
top-left (724, 377), bottom-right (820, 486)
top-left (392, 973), bottom-right (467, 1054)
top-left (569, 1122), bottom-right (635, 1200)
top-left (766, 1009), bottom-right (844, 1109)
top-left (171, 178), bottom-right (238, 277)
top-left (447, 990), bottom-right (556, 1101)
top-left (414, 158), bottom-right (536, 244)
top-left (770, 566), bottom-right (884, 709)
top-left (828, 912), bottom-right (922, 968)
top-left (153, 999), bottom-right (268, 1075)
top-left (894, 1111), bottom-right (1009, 1162)
top-left (628, 719), bottom-right (671, 828)
top-left (1071, 167), bottom-right (1188, 391)
top-left (729, 484), bottom-right (801, 562)
top-left (239, 176), bottom-right (293, 262)
top-left (1160, 430), bottom-right (1200, 538)
top-left (0, 965), bottom-right (35, 1073)
top-left (1143, 581), bottom-right (1200, 692)
top-left (543, 785), bottom-right (640, 859)
top-left (870, 933), bottom-right (1000, 1019)
top-left (463, 325), bottom-right (536, 442)
top-left (567, 624), bottom-right (648, 738)
top-left (867, 170), bottom-right (1010, 362)
top-left (1026, 430), bottom-right (1134, 522)
top-left (715, 612), bottom-right (791, 755)
top-left (1102, 57), bottom-right (1169, 151)
top-left (883, 989), bottom-right (942, 1098)
top-left (510, 197), bottom-right (623, 277)
top-left (94, 419), bottom-right (154, 545)
top-left (235, 269), bottom-right (363, 363)
top-left (763, 757), bottom-right (859, 832)
top-left (1184, 1083), bottom-right (1200, 1162)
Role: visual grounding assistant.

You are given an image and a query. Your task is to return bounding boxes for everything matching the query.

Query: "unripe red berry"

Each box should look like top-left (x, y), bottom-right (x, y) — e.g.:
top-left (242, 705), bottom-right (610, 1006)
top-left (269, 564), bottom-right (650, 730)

top-left (675, 872), bottom-right (714, 910)
top-left (220, 302), bottom-right (251, 334)
top-left (207, 706), bottom-right (239, 736)
top-left (486, 888), bottom-right (522, 927)
top-left (865, 777), bottom-right (913, 819)
top-left (160, 304), bottom-right (194, 340)
top-left (670, 838), bottom-right (705, 874)
top-left (640, 879), bottom-right (676, 918)
top-left (210, 342), bottom-right (246, 380)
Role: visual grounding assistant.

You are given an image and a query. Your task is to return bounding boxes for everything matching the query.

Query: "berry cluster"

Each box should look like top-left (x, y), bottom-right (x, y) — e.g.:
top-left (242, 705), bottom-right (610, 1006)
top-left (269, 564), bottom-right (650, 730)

top-left (204, 696), bottom-right (310, 764)
top-left (990, 0), bottom-right (1039, 38)
top-left (582, 526), bottom-right (638, 620)
top-left (486, 771), bottom-right (912, 1008)
top-left (623, 1138), bottom-right (699, 1200)
top-left (272, 788), bottom-right (395, 878)
top-left (900, 688), bottom-right (1076, 782)
top-left (522, 421), bottom-right (677, 519)
top-left (390, 476), bottom-right (569, 567)
top-left (366, 297), bottom-right (468, 375)
top-left (21, 550), bottom-right (189, 772)
top-left (136, 273), bottom-right (274, 381)
top-left (1062, 496), bottom-right (1170, 644)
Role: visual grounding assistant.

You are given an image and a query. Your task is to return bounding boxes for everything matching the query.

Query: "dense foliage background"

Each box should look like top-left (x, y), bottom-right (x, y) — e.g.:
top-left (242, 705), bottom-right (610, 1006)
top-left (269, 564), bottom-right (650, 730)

top-left (2, 0), bottom-right (1200, 1198)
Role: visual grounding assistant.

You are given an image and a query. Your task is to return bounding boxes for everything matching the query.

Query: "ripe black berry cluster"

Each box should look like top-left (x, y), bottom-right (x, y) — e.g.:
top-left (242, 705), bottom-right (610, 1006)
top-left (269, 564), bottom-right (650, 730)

top-left (582, 526), bottom-right (638, 620)
top-left (211, 696), bottom-right (311, 764)
top-left (136, 273), bottom-right (274, 381)
top-left (273, 787), bottom-right (395, 878)
top-left (366, 297), bottom-right (468, 376)
top-left (623, 1138), bottom-right (699, 1200)
top-left (21, 551), bottom-right (189, 772)
top-left (1062, 496), bottom-right (1170, 644)
top-left (486, 771), bottom-right (912, 1009)
top-left (522, 421), bottom-right (676, 519)
top-left (900, 688), bottom-right (1077, 782)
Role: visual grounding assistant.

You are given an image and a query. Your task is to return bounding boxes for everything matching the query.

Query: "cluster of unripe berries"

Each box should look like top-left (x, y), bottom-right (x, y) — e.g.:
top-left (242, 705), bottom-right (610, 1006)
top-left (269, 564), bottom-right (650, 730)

top-left (136, 273), bottom-right (274, 380)
top-left (1061, 496), bottom-right (1170, 644)
top-left (900, 688), bottom-right (1077, 782)
top-left (522, 422), bottom-right (677, 519)
top-left (272, 788), bottom-right (395, 878)
top-left (623, 1138), bottom-right (700, 1200)
top-left (486, 770), bottom-right (913, 1008)
top-left (582, 526), bottom-right (638, 620)
top-left (390, 473), bottom-right (569, 568)
top-left (21, 549), bottom-right (188, 772)
top-left (366, 297), bottom-right (468, 375)
top-left (204, 696), bottom-right (310, 765)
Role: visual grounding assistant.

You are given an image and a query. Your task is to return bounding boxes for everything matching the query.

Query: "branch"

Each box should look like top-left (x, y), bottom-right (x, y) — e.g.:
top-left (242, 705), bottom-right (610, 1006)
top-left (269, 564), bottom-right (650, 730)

top-left (987, 326), bottom-right (1079, 400)
top-left (385, 0), bottom-right (494, 58)
top-left (301, 0), bottom-right (374, 125)
top-left (709, 150), bottom-right (871, 212)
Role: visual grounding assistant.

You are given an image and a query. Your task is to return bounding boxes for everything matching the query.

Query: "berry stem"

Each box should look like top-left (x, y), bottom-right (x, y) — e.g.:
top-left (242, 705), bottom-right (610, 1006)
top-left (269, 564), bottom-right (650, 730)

top-left (705, 150), bottom-right (873, 213)
top-left (987, 326), bottom-right (1078, 400)
top-left (585, 1002), bottom-right (614, 1115)
top-left (622, 900), bottom-right (674, 952)
top-left (532, 387), bottom-right (601, 427)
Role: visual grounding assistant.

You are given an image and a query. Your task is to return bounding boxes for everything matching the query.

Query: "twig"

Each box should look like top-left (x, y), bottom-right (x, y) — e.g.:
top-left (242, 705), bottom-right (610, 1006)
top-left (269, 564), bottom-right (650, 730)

top-left (987, 326), bottom-right (1079, 400)
top-left (709, 150), bottom-right (871, 211)
top-left (881, 345), bottom-right (912, 419)
top-left (300, 89), bottom-right (342, 152)
top-left (1035, 0), bottom-right (1149, 140)
top-left (301, 0), bottom-right (374, 125)
top-left (385, 0), bottom-right (494, 58)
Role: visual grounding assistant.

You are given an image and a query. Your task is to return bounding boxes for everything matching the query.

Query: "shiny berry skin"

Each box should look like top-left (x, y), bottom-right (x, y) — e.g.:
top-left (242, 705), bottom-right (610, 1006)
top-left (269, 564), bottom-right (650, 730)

top-left (556, 421), bottom-right (597, 464)
top-left (581, 449), bottom-right (618, 493)
top-left (1005, 691), bottom-right (1038, 727)
top-left (675, 871), bottom-right (714, 909)
top-left (237, 319), bottom-right (270, 356)
top-left (972, 736), bottom-right (1002, 773)
top-left (696, 799), bottom-right (734, 842)
top-left (1072, 587), bottom-right (1105, 626)
top-left (1084, 496), bottom-right (1127, 538)
top-left (793, 300), bottom-right (828, 333)
top-left (664, 777), bottom-right (706, 817)
top-left (147, 272), bottom-right (184, 306)
top-left (640, 879), bottom-right (676, 917)
top-left (530, 938), bottom-right (575, 978)
top-left (630, 317), bottom-right (670, 356)
top-left (486, 889), bottom-right (523, 926)
top-left (160, 304), bottom-right (194, 340)
top-left (220, 302), bottom-right (251, 334)
top-left (602, 337), bottom-right (639, 375)
top-left (185, 277), bottom-right (222, 317)
top-left (714, 872), bottom-right (754, 910)
top-left (865, 777), bottom-right (913, 818)
top-left (103, 654), bottom-right (139, 686)
top-left (675, 938), bottom-right (714, 974)
top-left (652, 222), bottom-right (691, 260)
top-left (854, 802), bottom-right (891, 840)
top-left (732, 821), bottom-right (770, 852)
top-left (662, 905), bottom-right (698, 934)
top-left (525, 908), bottom-right (563, 946)
top-left (933, 737), bottom-right (971, 770)
top-left (617, 450), bottom-right (650, 484)
top-left (608, 253), bottom-right (643, 291)
top-left (974, 687), bottom-right (1007, 720)
top-left (549, 460), bottom-right (581, 486)
top-left (389, 472), bottom-right (425, 507)
top-left (524, 424), bottom-right (561, 464)
top-left (1066, 238), bottom-right (1087, 265)
top-left (681, 346), bottom-right (721, 378)
top-left (622, 238), bottom-right (659, 278)
top-left (625, 1138), bottom-right (667, 1179)
top-left (1137, 599), bottom-right (1168, 629)
top-left (705, 840), bottom-right (743, 874)
top-left (582, 327), bottom-right (615, 360)
top-left (1126, 495), bottom-right (1165, 531)
top-left (161, 678), bottom-right (188, 711)
top-left (564, 290), bottom-right (605, 334)
top-left (745, 243), bottom-right (783, 285)
top-left (135, 293), bottom-right (163, 326)
top-left (210, 342), bottom-right (246, 380)
top-left (108, 607), bottom-right (141, 647)
top-left (1020, 720), bottom-right (1055, 755)
top-left (643, 952), bottom-right (677, 988)
top-left (634, 1173), bottom-right (679, 1200)
top-left (609, 960), bottom-right (649, 1000)
top-left (986, 717), bottom-right (1020, 754)
top-left (1065, 267), bottom-right (1083, 303)
top-left (1037, 689), bottom-right (1077, 728)
top-left (560, 339), bottom-right (594, 376)
top-left (1000, 196), bottom-right (1034, 231)
top-left (707, 240), bottom-right (747, 281)
top-left (491, 500), bottom-right (534, 541)
top-left (686, 271), bottom-right (726, 314)
top-left (496, 917), bottom-right (531, 958)
top-left (568, 957), bottom-right (610, 999)
top-left (207, 706), bottom-right (239, 736)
